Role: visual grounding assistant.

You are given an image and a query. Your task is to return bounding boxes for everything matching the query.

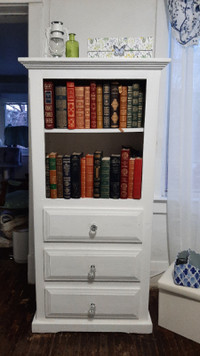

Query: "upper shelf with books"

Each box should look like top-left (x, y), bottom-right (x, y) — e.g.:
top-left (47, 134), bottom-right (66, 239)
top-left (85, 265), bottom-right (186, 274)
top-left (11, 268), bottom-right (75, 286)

top-left (18, 57), bottom-right (171, 71)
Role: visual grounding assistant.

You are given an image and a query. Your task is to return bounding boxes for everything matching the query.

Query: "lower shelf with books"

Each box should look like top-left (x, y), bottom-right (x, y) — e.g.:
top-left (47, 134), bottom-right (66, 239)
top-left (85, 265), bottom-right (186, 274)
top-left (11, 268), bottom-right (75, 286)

top-left (46, 148), bottom-right (143, 201)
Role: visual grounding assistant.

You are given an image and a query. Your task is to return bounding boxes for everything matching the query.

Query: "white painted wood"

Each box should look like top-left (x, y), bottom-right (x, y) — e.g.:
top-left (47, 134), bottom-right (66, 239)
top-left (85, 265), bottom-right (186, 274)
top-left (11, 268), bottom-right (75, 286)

top-left (19, 57), bottom-right (170, 333)
top-left (44, 244), bottom-right (142, 282)
top-left (45, 284), bottom-right (140, 319)
top-left (43, 208), bottom-right (143, 243)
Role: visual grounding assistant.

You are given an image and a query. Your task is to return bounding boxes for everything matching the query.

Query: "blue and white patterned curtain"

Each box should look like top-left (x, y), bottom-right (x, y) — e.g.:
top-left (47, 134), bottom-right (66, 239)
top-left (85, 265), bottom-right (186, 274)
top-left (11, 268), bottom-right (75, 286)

top-left (167, 0), bottom-right (200, 46)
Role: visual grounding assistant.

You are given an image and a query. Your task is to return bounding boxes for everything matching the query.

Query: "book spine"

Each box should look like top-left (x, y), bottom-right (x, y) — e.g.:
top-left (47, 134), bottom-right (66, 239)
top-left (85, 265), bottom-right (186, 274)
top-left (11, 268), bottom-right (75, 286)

top-left (132, 82), bottom-right (140, 128)
top-left (71, 153), bottom-right (82, 198)
top-left (85, 154), bottom-right (94, 197)
top-left (110, 154), bottom-right (121, 199)
top-left (103, 83), bottom-right (110, 128)
top-left (110, 82), bottom-right (120, 128)
top-left (120, 148), bottom-right (130, 199)
top-left (49, 152), bottom-right (57, 198)
top-left (100, 157), bottom-right (110, 198)
top-left (84, 86), bottom-right (90, 129)
top-left (93, 150), bottom-right (102, 198)
top-left (56, 154), bottom-right (63, 198)
top-left (75, 86), bottom-right (85, 129)
top-left (67, 82), bottom-right (76, 129)
top-left (138, 90), bottom-right (144, 128)
top-left (127, 85), bottom-right (133, 128)
top-left (45, 154), bottom-right (50, 198)
top-left (96, 84), bottom-right (103, 128)
top-left (90, 82), bottom-right (97, 128)
top-left (55, 86), bottom-right (67, 128)
top-left (119, 86), bottom-right (128, 129)
top-left (81, 156), bottom-right (86, 198)
top-left (44, 81), bottom-right (55, 129)
top-left (63, 154), bottom-right (71, 199)
top-left (127, 158), bottom-right (135, 198)
top-left (133, 157), bottom-right (143, 199)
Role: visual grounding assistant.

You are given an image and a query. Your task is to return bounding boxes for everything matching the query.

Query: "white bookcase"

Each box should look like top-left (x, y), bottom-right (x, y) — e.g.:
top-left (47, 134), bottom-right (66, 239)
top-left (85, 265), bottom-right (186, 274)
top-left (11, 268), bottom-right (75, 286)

top-left (19, 58), bottom-right (169, 333)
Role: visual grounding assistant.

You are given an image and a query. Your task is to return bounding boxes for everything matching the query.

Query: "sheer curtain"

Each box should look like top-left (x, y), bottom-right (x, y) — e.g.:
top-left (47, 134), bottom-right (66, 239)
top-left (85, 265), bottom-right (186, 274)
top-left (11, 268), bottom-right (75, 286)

top-left (167, 34), bottom-right (200, 263)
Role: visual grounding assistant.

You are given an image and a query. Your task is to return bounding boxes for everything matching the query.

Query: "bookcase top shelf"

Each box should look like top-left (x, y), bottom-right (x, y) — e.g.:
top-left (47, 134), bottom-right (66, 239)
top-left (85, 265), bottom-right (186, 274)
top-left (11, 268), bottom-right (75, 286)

top-left (18, 57), bottom-right (171, 71)
top-left (44, 128), bottom-right (144, 134)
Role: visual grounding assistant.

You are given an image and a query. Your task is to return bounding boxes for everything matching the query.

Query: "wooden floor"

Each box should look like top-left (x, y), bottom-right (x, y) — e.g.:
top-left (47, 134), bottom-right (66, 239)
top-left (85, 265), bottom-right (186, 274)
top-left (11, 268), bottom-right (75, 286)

top-left (1, 255), bottom-right (200, 356)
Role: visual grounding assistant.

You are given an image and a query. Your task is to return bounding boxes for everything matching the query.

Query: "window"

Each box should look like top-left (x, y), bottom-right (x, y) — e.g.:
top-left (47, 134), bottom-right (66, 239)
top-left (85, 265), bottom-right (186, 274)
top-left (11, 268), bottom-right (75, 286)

top-left (5, 103), bottom-right (28, 127)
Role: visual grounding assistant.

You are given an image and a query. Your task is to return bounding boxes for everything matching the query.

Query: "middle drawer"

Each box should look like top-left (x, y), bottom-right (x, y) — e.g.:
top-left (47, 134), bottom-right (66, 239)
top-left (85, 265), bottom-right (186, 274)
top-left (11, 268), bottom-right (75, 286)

top-left (44, 245), bottom-right (142, 282)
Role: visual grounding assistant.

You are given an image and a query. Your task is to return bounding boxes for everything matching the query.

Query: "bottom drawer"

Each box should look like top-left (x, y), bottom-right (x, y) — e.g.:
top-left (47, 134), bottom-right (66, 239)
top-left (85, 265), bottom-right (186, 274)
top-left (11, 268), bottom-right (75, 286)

top-left (45, 285), bottom-right (140, 319)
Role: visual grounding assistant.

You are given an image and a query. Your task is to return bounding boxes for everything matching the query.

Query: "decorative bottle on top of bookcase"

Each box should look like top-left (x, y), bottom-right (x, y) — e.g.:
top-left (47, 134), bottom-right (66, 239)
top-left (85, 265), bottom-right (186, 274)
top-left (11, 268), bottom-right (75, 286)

top-left (66, 33), bottom-right (79, 57)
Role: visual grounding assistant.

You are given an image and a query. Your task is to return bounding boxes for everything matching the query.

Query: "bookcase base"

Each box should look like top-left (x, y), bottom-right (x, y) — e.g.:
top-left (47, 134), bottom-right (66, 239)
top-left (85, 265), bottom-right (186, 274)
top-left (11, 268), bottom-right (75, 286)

top-left (32, 313), bottom-right (152, 334)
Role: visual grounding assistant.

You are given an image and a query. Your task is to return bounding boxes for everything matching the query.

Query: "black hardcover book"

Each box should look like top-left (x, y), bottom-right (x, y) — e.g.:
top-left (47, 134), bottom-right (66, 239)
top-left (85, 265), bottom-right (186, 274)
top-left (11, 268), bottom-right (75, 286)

top-left (93, 150), bottom-right (103, 198)
top-left (110, 82), bottom-right (120, 128)
top-left (63, 154), bottom-right (71, 199)
top-left (110, 154), bottom-right (121, 199)
top-left (103, 83), bottom-right (110, 128)
top-left (71, 152), bottom-right (82, 198)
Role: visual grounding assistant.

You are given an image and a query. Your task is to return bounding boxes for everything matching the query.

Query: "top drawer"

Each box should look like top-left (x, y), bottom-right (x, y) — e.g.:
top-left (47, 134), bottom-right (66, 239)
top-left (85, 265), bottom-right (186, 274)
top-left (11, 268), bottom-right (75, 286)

top-left (43, 208), bottom-right (143, 243)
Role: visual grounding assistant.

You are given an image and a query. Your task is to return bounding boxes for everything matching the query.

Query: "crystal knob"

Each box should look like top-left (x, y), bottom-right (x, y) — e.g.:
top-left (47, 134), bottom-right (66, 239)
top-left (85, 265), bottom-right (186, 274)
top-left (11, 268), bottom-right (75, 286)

top-left (88, 303), bottom-right (96, 318)
top-left (88, 265), bottom-right (96, 281)
top-left (89, 224), bottom-right (97, 238)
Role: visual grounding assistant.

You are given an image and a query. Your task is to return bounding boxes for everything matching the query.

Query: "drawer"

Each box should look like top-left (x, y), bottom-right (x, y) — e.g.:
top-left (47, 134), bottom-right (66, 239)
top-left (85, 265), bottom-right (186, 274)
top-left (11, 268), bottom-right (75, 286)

top-left (44, 245), bottom-right (142, 282)
top-left (43, 208), bottom-right (143, 243)
top-left (45, 284), bottom-right (140, 319)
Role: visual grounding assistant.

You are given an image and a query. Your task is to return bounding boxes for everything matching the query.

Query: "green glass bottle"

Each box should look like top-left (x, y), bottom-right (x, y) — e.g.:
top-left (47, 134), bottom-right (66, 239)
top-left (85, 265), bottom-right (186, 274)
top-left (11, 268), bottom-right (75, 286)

top-left (66, 33), bottom-right (79, 57)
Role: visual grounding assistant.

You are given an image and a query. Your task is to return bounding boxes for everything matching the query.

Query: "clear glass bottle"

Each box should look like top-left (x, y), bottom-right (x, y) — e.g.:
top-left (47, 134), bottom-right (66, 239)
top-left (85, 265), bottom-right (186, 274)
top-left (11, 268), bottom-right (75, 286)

top-left (66, 33), bottom-right (79, 57)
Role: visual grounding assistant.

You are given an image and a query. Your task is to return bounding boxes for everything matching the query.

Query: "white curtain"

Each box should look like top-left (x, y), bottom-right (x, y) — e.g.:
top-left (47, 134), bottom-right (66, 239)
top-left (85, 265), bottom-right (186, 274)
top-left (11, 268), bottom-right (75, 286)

top-left (167, 34), bottom-right (200, 263)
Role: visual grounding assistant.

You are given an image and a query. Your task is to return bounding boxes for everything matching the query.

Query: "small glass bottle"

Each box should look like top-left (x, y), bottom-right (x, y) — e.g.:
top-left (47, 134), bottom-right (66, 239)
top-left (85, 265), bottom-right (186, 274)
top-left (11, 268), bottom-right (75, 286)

top-left (66, 33), bottom-right (79, 57)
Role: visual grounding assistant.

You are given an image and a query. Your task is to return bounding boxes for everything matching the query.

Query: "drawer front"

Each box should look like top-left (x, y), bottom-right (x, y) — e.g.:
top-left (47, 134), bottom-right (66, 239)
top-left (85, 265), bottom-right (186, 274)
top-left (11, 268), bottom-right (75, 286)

top-left (43, 208), bottom-right (143, 243)
top-left (44, 246), bottom-right (142, 282)
top-left (45, 285), bottom-right (140, 319)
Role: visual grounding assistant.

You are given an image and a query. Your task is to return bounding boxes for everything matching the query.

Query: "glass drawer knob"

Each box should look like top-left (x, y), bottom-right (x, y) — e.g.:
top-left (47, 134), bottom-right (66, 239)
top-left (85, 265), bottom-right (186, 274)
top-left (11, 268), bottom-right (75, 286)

top-left (89, 224), bottom-right (97, 238)
top-left (88, 265), bottom-right (96, 281)
top-left (88, 303), bottom-right (96, 318)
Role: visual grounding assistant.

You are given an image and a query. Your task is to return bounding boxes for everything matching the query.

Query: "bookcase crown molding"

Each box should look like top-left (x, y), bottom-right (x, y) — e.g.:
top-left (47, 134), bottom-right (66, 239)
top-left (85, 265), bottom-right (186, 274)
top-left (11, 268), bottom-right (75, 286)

top-left (18, 57), bottom-right (170, 71)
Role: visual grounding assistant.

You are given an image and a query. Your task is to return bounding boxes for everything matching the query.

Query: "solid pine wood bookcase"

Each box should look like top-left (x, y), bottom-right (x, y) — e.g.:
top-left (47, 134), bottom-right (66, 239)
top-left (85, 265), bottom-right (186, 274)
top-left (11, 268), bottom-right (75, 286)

top-left (19, 58), bottom-right (169, 333)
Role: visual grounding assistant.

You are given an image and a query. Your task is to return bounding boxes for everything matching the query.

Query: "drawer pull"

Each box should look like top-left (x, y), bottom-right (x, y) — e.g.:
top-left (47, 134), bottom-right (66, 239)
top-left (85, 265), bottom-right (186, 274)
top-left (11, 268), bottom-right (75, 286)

top-left (88, 265), bottom-right (96, 281)
top-left (89, 224), bottom-right (97, 238)
top-left (88, 303), bottom-right (96, 318)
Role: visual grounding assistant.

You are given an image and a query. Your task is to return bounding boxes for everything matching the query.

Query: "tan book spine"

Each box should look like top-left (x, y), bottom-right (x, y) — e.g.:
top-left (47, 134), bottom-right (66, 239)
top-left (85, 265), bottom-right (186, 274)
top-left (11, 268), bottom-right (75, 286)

top-left (96, 84), bottom-right (103, 128)
top-left (85, 154), bottom-right (94, 198)
top-left (75, 86), bottom-right (85, 129)
top-left (84, 86), bottom-right (90, 129)
top-left (119, 86), bottom-right (128, 128)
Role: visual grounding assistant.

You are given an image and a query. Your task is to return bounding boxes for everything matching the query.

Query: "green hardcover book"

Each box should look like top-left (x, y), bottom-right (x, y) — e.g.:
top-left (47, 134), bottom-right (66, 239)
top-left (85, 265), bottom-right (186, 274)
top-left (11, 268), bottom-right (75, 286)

top-left (45, 154), bottom-right (50, 198)
top-left (110, 154), bottom-right (121, 199)
top-left (132, 82), bottom-right (140, 128)
top-left (103, 83), bottom-right (110, 128)
top-left (93, 150), bottom-right (103, 198)
top-left (127, 85), bottom-right (133, 128)
top-left (100, 157), bottom-right (110, 199)
top-left (137, 90), bottom-right (144, 128)
top-left (55, 85), bottom-right (67, 128)
top-left (110, 81), bottom-right (120, 128)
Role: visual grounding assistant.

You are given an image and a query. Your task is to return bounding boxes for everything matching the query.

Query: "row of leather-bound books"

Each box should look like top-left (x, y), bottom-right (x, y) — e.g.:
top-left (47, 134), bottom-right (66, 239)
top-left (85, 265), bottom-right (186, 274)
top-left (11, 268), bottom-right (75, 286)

top-left (44, 79), bottom-right (146, 130)
top-left (46, 147), bottom-right (143, 200)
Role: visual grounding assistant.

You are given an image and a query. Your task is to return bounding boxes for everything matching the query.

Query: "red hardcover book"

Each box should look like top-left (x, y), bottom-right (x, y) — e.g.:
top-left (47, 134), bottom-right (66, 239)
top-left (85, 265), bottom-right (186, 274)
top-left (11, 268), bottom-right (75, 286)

top-left (127, 158), bottom-right (135, 198)
top-left (67, 82), bottom-right (76, 129)
top-left (133, 157), bottom-right (143, 199)
top-left (119, 86), bottom-right (128, 128)
top-left (96, 84), bottom-right (103, 128)
top-left (120, 148), bottom-right (130, 199)
top-left (85, 154), bottom-right (94, 197)
top-left (43, 81), bottom-right (55, 129)
top-left (81, 156), bottom-right (86, 198)
top-left (75, 86), bottom-right (85, 129)
top-left (84, 86), bottom-right (90, 129)
top-left (90, 82), bottom-right (97, 128)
